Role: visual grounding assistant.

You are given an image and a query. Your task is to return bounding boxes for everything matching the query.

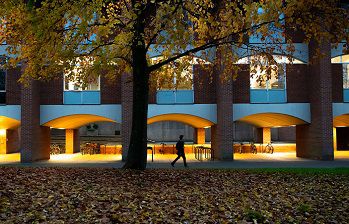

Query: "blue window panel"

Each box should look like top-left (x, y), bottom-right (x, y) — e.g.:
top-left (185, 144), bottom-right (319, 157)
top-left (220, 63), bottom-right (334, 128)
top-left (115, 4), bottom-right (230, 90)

top-left (268, 89), bottom-right (287, 103)
top-left (64, 91), bottom-right (82, 104)
top-left (157, 91), bottom-right (176, 104)
top-left (82, 91), bottom-right (100, 104)
top-left (175, 90), bottom-right (194, 104)
top-left (250, 89), bottom-right (268, 103)
top-left (64, 91), bottom-right (100, 104)
top-left (344, 89), bottom-right (349, 102)
top-left (250, 89), bottom-right (287, 103)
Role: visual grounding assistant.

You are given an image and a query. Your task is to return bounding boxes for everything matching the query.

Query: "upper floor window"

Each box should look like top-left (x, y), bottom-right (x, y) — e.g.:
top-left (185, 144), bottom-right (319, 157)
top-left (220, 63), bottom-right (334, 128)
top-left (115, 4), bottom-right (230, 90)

top-left (64, 74), bottom-right (100, 91)
top-left (331, 54), bottom-right (349, 89)
top-left (237, 55), bottom-right (304, 90)
top-left (151, 57), bottom-right (194, 91)
top-left (63, 61), bottom-right (100, 91)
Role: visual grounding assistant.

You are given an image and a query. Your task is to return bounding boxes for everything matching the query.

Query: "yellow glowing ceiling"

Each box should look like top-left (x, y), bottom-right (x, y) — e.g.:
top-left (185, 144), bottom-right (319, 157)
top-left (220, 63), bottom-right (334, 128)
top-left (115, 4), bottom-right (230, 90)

top-left (43, 114), bottom-right (116, 129)
top-left (148, 114), bottom-right (214, 128)
top-left (0, 116), bottom-right (20, 129)
top-left (334, 114), bottom-right (349, 127)
top-left (238, 113), bottom-right (307, 127)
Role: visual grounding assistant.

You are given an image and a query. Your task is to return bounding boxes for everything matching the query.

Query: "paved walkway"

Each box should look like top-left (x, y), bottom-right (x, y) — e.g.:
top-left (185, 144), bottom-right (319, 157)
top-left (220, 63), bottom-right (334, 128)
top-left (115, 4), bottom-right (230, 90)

top-left (1, 152), bottom-right (348, 169)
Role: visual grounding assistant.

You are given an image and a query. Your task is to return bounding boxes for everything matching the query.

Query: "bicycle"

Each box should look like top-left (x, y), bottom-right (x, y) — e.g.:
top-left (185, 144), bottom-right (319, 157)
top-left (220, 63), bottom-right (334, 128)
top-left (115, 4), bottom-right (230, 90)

top-left (264, 142), bottom-right (274, 154)
top-left (50, 144), bottom-right (61, 155)
top-left (250, 142), bottom-right (257, 154)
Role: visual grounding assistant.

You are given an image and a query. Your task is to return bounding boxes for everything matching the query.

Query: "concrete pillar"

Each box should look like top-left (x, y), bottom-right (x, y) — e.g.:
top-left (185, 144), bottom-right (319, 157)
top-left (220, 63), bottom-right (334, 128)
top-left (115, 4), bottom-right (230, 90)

top-left (65, 129), bottom-right (80, 154)
top-left (296, 40), bottom-right (334, 160)
top-left (193, 128), bottom-right (205, 144)
top-left (0, 129), bottom-right (6, 154)
top-left (121, 73), bottom-right (133, 161)
top-left (21, 78), bottom-right (50, 162)
top-left (211, 48), bottom-right (234, 160)
top-left (256, 128), bottom-right (271, 144)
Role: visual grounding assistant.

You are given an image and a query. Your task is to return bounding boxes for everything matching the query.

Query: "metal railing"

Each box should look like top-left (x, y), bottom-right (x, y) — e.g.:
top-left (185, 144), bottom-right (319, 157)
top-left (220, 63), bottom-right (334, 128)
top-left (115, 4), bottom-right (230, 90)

top-left (194, 145), bottom-right (213, 161)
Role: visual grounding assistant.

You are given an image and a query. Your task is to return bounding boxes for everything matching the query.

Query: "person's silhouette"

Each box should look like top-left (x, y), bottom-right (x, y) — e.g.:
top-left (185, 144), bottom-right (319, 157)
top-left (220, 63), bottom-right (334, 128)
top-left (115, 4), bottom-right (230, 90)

top-left (171, 135), bottom-right (188, 167)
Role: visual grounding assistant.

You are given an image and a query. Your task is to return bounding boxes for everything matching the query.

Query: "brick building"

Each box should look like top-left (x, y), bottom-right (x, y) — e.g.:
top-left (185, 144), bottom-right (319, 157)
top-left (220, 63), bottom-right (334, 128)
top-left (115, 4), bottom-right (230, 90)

top-left (0, 29), bottom-right (348, 162)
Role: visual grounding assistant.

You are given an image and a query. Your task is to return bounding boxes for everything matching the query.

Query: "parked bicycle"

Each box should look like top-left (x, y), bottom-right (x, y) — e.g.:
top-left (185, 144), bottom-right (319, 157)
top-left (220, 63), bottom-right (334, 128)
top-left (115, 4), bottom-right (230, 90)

top-left (50, 144), bottom-right (62, 155)
top-left (250, 141), bottom-right (257, 154)
top-left (264, 142), bottom-right (274, 154)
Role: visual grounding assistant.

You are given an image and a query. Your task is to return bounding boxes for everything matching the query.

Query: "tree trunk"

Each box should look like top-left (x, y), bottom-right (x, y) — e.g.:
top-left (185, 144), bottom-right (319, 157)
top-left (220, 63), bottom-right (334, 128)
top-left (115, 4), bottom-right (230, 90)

top-left (122, 5), bottom-right (149, 169)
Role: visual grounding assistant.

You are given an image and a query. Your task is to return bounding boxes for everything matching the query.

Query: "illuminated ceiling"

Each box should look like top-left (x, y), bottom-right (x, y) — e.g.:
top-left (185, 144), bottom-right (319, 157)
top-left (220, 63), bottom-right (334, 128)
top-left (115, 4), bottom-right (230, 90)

top-left (334, 114), bottom-right (349, 127)
top-left (0, 116), bottom-right (20, 129)
top-left (237, 113), bottom-right (308, 127)
top-left (148, 114), bottom-right (214, 128)
top-left (43, 114), bottom-right (116, 129)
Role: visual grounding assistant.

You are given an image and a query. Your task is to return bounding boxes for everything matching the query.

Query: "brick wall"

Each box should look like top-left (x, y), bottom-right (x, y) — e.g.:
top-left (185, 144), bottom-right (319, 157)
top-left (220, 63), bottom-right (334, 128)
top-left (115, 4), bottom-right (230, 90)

top-left (148, 83), bottom-right (157, 104)
top-left (101, 75), bottom-right (122, 104)
top-left (296, 40), bottom-right (334, 160)
top-left (193, 64), bottom-right (216, 104)
top-left (6, 67), bottom-right (21, 105)
top-left (286, 64), bottom-right (309, 102)
top-left (332, 64), bottom-right (343, 103)
top-left (121, 73), bottom-right (133, 161)
top-left (211, 49), bottom-right (233, 160)
top-left (233, 64), bottom-right (250, 103)
top-left (40, 75), bottom-right (63, 105)
top-left (21, 77), bottom-right (51, 162)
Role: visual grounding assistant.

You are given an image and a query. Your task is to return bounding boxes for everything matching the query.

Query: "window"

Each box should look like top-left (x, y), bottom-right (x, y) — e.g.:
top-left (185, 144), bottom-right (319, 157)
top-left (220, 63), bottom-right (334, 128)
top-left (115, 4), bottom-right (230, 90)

top-left (64, 74), bottom-right (100, 91)
top-left (237, 55), bottom-right (305, 103)
top-left (331, 55), bottom-right (349, 89)
top-left (250, 63), bottom-right (286, 90)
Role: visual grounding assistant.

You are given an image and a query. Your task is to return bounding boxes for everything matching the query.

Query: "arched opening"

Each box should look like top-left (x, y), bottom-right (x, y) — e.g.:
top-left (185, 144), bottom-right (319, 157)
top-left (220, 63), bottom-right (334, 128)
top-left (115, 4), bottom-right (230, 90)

top-left (147, 114), bottom-right (214, 159)
top-left (42, 114), bottom-right (122, 162)
top-left (0, 116), bottom-right (21, 163)
top-left (333, 114), bottom-right (349, 158)
top-left (234, 113), bottom-right (308, 159)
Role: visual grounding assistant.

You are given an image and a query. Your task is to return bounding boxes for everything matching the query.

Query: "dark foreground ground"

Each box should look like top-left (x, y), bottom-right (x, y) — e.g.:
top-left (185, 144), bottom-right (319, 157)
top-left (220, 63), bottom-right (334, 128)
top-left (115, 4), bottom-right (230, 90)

top-left (0, 167), bottom-right (348, 223)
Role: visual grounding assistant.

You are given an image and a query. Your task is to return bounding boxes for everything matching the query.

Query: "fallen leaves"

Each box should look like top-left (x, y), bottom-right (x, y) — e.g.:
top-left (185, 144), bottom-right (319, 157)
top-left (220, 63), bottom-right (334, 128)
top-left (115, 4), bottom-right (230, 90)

top-left (0, 167), bottom-right (348, 223)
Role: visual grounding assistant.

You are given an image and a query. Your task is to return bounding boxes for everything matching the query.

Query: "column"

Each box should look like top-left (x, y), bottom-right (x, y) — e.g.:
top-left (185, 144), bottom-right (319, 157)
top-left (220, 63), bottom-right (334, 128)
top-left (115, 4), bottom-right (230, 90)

top-left (256, 127), bottom-right (271, 144)
top-left (193, 128), bottom-right (206, 144)
top-left (21, 78), bottom-right (50, 162)
top-left (211, 48), bottom-right (234, 160)
top-left (65, 129), bottom-right (80, 154)
top-left (121, 73), bottom-right (133, 161)
top-left (296, 40), bottom-right (334, 160)
top-left (0, 129), bottom-right (6, 154)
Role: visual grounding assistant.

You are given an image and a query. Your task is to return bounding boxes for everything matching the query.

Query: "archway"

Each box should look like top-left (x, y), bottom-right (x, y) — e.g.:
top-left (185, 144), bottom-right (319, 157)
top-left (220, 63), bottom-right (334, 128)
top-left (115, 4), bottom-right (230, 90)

top-left (235, 112), bottom-right (308, 157)
top-left (147, 114), bottom-right (214, 155)
top-left (0, 116), bottom-right (21, 163)
top-left (42, 114), bottom-right (120, 158)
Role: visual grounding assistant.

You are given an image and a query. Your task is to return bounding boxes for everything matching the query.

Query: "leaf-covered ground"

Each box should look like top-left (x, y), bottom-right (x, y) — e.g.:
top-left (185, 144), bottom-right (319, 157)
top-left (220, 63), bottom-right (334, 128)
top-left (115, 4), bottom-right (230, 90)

top-left (0, 167), bottom-right (348, 223)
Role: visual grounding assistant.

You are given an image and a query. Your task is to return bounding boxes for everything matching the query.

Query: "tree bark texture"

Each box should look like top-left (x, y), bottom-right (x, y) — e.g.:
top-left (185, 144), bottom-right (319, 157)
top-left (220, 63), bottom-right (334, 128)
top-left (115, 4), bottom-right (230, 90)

top-left (123, 5), bottom-right (149, 169)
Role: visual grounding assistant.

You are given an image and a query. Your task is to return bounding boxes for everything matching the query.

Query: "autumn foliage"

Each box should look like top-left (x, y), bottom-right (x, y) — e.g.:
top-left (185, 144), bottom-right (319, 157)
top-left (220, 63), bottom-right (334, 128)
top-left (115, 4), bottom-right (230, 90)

top-left (0, 167), bottom-right (348, 223)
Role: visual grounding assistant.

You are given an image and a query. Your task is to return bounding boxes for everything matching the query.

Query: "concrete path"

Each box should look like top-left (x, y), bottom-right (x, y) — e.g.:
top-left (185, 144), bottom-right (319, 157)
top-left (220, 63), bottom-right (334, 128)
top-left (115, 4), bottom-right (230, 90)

top-left (1, 152), bottom-right (348, 169)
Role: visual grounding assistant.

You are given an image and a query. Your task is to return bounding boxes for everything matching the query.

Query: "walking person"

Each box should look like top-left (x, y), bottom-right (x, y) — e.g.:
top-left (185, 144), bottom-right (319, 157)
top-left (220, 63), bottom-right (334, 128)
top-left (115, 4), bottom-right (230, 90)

top-left (171, 135), bottom-right (188, 167)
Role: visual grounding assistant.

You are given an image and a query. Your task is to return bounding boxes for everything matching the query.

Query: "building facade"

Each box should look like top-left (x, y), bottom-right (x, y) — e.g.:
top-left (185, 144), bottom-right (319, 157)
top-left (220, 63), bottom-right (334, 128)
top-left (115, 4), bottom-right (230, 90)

top-left (0, 29), bottom-right (348, 162)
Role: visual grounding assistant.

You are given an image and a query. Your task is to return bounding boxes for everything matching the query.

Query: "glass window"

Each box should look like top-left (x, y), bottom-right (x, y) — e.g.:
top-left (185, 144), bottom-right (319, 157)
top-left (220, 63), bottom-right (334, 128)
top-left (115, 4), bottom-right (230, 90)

top-left (249, 57), bottom-right (286, 90)
top-left (64, 73), bottom-right (100, 91)
top-left (332, 54), bottom-right (349, 89)
top-left (343, 64), bottom-right (349, 89)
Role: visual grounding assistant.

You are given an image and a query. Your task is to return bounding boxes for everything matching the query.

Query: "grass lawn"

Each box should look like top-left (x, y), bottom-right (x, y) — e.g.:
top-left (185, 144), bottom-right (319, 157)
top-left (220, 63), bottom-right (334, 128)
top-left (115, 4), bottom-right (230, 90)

top-left (0, 167), bottom-right (348, 223)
